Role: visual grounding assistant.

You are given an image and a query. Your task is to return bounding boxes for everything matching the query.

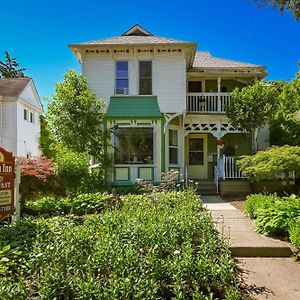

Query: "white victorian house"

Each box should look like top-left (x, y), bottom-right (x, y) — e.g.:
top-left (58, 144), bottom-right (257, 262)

top-left (69, 24), bottom-right (268, 192)
top-left (0, 78), bottom-right (43, 157)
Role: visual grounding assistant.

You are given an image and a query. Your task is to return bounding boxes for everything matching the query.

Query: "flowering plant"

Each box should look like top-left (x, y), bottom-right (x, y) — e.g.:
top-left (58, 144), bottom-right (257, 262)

top-left (216, 139), bottom-right (225, 147)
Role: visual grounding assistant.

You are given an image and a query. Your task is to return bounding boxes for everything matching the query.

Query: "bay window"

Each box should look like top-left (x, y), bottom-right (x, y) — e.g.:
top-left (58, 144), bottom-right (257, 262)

top-left (114, 128), bottom-right (153, 164)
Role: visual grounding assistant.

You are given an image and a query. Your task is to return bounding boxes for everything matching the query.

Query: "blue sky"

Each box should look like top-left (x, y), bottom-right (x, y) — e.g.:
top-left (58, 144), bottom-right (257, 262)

top-left (1, 0), bottom-right (299, 104)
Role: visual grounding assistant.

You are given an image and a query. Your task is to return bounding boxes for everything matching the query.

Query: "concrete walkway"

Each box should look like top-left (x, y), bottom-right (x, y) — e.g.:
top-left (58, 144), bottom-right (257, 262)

top-left (202, 195), bottom-right (300, 299)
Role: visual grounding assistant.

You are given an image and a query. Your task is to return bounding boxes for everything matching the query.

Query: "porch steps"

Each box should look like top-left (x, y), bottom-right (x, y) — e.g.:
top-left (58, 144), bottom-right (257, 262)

top-left (192, 180), bottom-right (218, 195)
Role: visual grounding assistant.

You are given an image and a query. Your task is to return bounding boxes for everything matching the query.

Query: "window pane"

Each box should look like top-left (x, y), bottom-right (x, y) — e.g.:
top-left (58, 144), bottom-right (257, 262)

top-left (116, 62), bottom-right (128, 94)
top-left (188, 81), bottom-right (202, 93)
top-left (139, 61), bottom-right (152, 95)
top-left (189, 138), bottom-right (203, 151)
top-left (169, 129), bottom-right (178, 146)
top-left (114, 128), bottom-right (153, 164)
top-left (140, 79), bottom-right (152, 95)
top-left (116, 79), bottom-right (128, 89)
top-left (189, 152), bottom-right (204, 165)
top-left (169, 148), bottom-right (178, 164)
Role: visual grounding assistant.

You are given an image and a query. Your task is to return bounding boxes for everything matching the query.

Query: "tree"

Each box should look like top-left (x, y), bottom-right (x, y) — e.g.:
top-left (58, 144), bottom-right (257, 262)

top-left (252, 0), bottom-right (300, 20)
top-left (270, 71), bottom-right (300, 146)
top-left (39, 115), bottom-right (58, 159)
top-left (237, 145), bottom-right (300, 186)
top-left (0, 51), bottom-right (26, 78)
top-left (226, 82), bottom-right (278, 151)
top-left (47, 70), bottom-right (108, 162)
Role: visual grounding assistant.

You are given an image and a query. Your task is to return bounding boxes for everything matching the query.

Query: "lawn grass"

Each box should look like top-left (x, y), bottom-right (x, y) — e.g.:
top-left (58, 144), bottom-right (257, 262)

top-left (0, 190), bottom-right (240, 299)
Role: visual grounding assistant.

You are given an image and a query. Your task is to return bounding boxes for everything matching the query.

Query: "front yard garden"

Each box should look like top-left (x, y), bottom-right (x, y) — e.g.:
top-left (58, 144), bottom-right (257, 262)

top-left (245, 193), bottom-right (300, 251)
top-left (0, 190), bottom-right (241, 299)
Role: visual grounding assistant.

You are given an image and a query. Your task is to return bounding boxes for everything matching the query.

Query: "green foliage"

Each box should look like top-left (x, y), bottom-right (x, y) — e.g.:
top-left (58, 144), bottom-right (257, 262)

top-left (255, 195), bottom-right (300, 235)
top-left (226, 83), bottom-right (278, 151)
top-left (244, 193), bottom-right (279, 218)
top-left (289, 218), bottom-right (300, 249)
top-left (26, 193), bottom-right (119, 216)
top-left (237, 145), bottom-right (300, 183)
top-left (0, 51), bottom-right (26, 78)
top-left (55, 148), bottom-right (89, 195)
top-left (47, 70), bottom-right (108, 161)
top-left (245, 193), bottom-right (300, 240)
top-left (1, 191), bottom-right (241, 299)
top-left (253, 0), bottom-right (300, 20)
top-left (270, 71), bottom-right (300, 146)
top-left (39, 115), bottom-right (57, 159)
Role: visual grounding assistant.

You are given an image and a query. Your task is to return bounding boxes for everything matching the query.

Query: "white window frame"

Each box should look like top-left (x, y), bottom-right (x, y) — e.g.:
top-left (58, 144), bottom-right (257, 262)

top-left (24, 109), bottom-right (28, 121)
top-left (139, 60), bottom-right (152, 95)
top-left (113, 125), bottom-right (156, 166)
top-left (168, 128), bottom-right (179, 166)
top-left (30, 112), bottom-right (34, 123)
top-left (115, 61), bottom-right (129, 95)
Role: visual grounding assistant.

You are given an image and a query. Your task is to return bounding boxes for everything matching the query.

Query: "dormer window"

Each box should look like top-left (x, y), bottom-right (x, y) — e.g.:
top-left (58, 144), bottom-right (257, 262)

top-left (115, 61), bottom-right (128, 95)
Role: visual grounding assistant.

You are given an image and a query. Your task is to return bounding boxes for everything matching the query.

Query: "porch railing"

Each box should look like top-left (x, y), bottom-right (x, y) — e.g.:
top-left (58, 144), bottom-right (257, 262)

top-left (216, 155), bottom-right (245, 179)
top-left (186, 92), bottom-right (231, 113)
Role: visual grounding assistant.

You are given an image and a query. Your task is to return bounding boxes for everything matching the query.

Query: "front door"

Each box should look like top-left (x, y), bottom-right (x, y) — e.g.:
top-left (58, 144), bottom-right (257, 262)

top-left (187, 134), bottom-right (207, 179)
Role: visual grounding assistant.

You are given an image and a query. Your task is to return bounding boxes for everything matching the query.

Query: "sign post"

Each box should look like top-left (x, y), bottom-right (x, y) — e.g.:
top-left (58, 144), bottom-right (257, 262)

top-left (0, 147), bottom-right (16, 223)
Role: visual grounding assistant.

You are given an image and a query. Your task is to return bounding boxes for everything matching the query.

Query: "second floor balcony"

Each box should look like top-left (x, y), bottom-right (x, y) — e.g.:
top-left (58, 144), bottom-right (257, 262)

top-left (186, 92), bottom-right (231, 113)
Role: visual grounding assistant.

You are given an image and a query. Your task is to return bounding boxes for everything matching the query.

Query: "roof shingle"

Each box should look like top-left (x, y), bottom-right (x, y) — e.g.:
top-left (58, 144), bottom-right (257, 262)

top-left (191, 52), bottom-right (263, 70)
top-left (0, 78), bottom-right (30, 98)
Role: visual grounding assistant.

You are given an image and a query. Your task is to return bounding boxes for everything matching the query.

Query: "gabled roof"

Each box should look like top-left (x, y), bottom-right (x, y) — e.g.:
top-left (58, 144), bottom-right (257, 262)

top-left (191, 52), bottom-right (265, 70)
top-left (69, 24), bottom-right (195, 47)
top-left (122, 24), bottom-right (153, 36)
top-left (0, 78), bottom-right (31, 98)
top-left (106, 96), bottom-right (161, 118)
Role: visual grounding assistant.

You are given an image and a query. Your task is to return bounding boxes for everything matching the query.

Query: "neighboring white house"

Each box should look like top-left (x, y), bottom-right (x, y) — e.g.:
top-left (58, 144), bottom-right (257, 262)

top-left (0, 78), bottom-right (43, 157)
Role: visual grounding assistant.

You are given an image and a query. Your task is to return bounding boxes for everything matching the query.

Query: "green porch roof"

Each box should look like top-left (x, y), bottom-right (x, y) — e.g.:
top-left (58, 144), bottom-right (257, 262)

top-left (106, 96), bottom-right (161, 118)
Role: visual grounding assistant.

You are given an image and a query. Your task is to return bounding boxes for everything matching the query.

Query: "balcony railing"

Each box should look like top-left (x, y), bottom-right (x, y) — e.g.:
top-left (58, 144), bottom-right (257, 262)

top-left (186, 92), bottom-right (231, 113)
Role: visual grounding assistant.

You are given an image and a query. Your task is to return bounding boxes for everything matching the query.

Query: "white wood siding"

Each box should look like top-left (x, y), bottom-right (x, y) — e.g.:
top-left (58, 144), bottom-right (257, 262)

top-left (82, 55), bottom-right (114, 107)
top-left (153, 56), bottom-right (186, 113)
top-left (16, 102), bottom-right (41, 157)
top-left (0, 102), bottom-right (17, 154)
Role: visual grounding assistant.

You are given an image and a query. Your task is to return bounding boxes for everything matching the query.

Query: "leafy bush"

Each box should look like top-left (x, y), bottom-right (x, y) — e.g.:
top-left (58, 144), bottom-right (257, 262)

top-left (245, 194), bottom-right (300, 235)
top-left (289, 218), bottom-right (300, 249)
top-left (26, 193), bottom-right (119, 216)
top-left (55, 150), bottom-right (89, 195)
top-left (0, 191), bottom-right (241, 299)
top-left (244, 193), bottom-right (279, 218)
top-left (18, 157), bottom-right (65, 209)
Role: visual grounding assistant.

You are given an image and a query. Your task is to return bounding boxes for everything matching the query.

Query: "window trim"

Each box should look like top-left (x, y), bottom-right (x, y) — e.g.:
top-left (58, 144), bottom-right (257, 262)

top-left (139, 60), bottom-right (152, 95)
top-left (24, 109), bottom-right (28, 121)
top-left (113, 125), bottom-right (155, 166)
top-left (115, 61), bottom-right (129, 95)
top-left (168, 128), bottom-right (179, 165)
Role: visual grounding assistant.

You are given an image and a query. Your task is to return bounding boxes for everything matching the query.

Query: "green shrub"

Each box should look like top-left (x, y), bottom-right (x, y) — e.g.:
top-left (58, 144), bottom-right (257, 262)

top-left (255, 195), bottom-right (300, 235)
top-left (1, 191), bottom-right (241, 299)
top-left (244, 193), bottom-right (279, 218)
top-left (55, 150), bottom-right (89, 195)
top-left (289, 217), bottom-right (300, 249)
top-left (26, 193), bottom-right (119, 216)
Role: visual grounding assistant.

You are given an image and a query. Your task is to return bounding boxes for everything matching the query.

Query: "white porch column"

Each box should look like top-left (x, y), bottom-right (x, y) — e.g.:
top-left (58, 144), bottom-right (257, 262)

top-left (217, 76), bottom-right (221, 112)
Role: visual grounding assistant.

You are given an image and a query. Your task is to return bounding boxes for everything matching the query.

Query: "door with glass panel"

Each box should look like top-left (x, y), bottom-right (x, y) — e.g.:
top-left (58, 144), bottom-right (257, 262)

top-left (187, 134), bottom-right (207, 179)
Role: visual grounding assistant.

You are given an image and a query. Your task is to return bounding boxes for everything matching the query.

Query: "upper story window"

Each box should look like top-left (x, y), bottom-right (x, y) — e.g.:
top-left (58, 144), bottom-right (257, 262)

top-left (24, 109), bottom-right (28, 121)
top-left (115, 61), bottom-right (128, 95)
top-left (139, 61), bottom-right (152, 95)
top-left (30, 112), bottom-right (34, 123)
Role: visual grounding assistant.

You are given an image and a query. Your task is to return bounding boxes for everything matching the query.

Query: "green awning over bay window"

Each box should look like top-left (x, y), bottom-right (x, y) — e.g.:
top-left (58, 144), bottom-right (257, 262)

top-left (106, 96), bottom-right (161, 118)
